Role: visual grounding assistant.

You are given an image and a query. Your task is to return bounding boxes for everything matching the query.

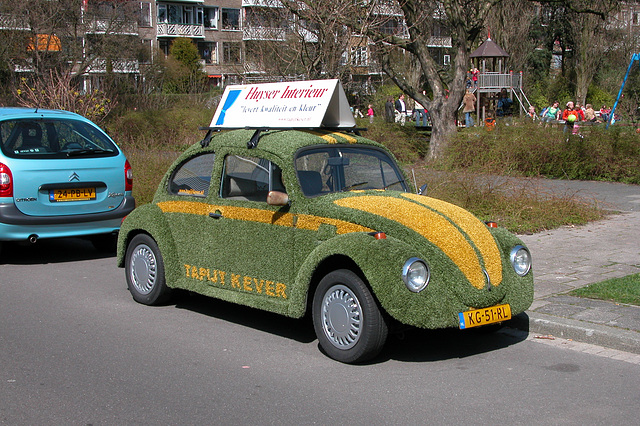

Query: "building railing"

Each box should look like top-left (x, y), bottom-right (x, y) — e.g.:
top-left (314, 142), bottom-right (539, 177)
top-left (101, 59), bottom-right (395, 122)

top-left (86, 58), bottom-right (139, 74)
top-left (157, 23), bottom-right (204, 38)
top-left (85, 19), bottom-right (138, 35)
top-left (477, 72), bottom-right (523, 90)
top-left (0, 13), bottom-right (29, 30)
top-left (427, 36), bottom-right (452, 48)
top-left (243, 26), bottom-right (287, 41)
top-left (242, 0), bottom-right (283, 7)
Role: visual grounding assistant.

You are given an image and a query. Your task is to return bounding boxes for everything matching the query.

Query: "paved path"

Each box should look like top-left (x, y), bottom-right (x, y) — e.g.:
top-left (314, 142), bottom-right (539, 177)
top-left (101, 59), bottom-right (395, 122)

top-left (509, 178), bottom-right (640, 353)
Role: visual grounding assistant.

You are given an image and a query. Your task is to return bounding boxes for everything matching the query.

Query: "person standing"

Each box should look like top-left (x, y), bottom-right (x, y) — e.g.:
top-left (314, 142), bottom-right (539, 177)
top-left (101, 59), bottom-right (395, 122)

top-left (395, 94), bottom-right (406, 126)
top-left (414, 91), bottom-right (428, 127)
top-left (463, 89), bottom-right (476, 127)
top-left (472, 67), bottom-right (479, 88)
top-left (385, 97), bottom-right (394, 123)
top-left (367, 104), bottom-right (374, 123)
top-left (496, 88), bottom-right (513, 124)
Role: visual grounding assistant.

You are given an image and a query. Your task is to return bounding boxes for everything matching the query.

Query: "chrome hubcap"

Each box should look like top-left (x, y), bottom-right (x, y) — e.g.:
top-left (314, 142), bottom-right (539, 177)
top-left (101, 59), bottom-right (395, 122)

top-left (129, 243), bottom-right (157, 295)
top-left (321, 284), bottom-right (362, 349)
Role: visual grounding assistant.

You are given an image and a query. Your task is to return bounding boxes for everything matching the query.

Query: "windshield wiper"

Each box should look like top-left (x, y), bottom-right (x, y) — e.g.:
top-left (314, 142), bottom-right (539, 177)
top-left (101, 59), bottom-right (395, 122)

top-left (384, 179), bottom-right (406, 190)
top-left (342, 181), bottom-right (368, 191)
top-left (66, 148), bottom-right (113, 157)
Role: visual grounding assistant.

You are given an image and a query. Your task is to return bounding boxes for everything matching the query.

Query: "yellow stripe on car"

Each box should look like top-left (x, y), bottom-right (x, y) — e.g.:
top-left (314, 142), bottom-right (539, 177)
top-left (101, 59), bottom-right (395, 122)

top-left (335, 195), bottom-right (501, 289)
top-left (157, 201), bottom-right (372, 234)
top-left (401, 193), bottom-right (503, 285)
top-left (305, 130), bottom-right (357, 144)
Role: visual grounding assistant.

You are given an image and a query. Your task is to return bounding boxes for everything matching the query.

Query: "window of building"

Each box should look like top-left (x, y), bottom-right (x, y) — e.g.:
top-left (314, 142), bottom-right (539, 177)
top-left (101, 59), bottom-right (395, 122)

top-left (205, 7), bottom-right (219, 29)
top-left (138, 2), bottom-right (152, 27)
top-left (167, 4), bottom-right (180, 23)
top-left (183, 6), bottom-right (193, 25)
top-left (138, 39), bottom-right (152, 63)
top-left (351, 46), bottom-right (367, 66)
top-left (199, 41), bottom-right (217, 64)
top-left (157, 4), bottom-right (203, 25)
top-left (222, 8), bottom-right (240, 30)
top-left (379, 17), bottom-right (400, 35)
top-left (223, 42), bottom-right (241, 63)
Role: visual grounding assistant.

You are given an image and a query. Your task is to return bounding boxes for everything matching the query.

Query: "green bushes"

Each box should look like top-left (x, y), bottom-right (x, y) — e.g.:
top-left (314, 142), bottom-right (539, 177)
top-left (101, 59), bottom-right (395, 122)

top-left (442, 123), bottom-right (640, 184)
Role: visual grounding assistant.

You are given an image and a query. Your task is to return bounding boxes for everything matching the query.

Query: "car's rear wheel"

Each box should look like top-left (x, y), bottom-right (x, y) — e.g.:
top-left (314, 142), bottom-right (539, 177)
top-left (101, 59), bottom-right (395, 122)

top-left (125, 234), bottom-right (171, 305)
top-left (312, 269), bottom-right (388, 363)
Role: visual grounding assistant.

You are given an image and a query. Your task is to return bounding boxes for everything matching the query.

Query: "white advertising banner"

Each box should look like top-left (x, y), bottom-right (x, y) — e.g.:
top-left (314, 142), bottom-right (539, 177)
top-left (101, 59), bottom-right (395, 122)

top-left (209, 79), bottom-right (356, 129)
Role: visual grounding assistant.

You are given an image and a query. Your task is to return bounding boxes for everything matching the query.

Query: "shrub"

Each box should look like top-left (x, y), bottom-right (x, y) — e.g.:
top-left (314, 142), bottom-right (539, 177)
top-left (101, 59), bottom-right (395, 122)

top-left (441, 122), bottom-right (640, 184)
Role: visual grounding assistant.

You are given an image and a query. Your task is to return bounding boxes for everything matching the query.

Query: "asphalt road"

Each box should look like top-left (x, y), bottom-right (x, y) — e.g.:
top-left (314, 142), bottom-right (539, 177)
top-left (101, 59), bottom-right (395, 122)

top-left (1, 239), bottom-right (639, 424)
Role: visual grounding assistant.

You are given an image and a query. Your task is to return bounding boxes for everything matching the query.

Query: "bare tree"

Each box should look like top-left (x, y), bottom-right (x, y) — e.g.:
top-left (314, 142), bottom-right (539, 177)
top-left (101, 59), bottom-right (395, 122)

top-left (1, 0), bottom-right (142, 94)
top-left (261, 0), bottom-right (355, 80)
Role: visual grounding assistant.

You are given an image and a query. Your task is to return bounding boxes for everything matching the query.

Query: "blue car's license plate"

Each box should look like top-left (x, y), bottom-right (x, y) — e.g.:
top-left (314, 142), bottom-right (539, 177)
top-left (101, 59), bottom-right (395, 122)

top-left (50, 187), bottom-right (96, 202)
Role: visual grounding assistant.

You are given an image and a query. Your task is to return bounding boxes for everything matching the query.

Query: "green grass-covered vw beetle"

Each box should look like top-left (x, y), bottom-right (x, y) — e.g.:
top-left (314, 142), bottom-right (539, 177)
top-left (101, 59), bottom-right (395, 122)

top-left (117, 80), bottom-right (533, 363)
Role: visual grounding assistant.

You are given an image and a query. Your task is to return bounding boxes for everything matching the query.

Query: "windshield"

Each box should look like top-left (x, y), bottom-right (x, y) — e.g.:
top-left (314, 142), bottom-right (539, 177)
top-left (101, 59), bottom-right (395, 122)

top-left (294, 145), bottom-right (407, 197)
top-left (0, 118), bottom-right (118, 159)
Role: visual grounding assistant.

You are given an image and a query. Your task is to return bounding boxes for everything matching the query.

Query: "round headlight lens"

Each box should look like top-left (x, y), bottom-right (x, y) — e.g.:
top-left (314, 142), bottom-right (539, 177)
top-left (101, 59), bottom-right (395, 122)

top-left (510, 245), bottom-right (531, 276)
top-left (402, 258), bottom-right (430, 292)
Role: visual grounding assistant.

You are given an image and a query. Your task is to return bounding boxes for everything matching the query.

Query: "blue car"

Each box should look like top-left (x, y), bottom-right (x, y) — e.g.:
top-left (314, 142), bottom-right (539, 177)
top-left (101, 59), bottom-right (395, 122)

top-left (0, 107), bottom-right (135, 253)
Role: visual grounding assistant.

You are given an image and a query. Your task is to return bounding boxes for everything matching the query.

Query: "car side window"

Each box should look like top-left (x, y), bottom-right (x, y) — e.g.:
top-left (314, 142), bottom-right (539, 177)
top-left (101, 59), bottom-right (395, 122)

top-left (169, 153), bottom-right (216, 197)
top-left (221, 155), bottom-right (285, 202)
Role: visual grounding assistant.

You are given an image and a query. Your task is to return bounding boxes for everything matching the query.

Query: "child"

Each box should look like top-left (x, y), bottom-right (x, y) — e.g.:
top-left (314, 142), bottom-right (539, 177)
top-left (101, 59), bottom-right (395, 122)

top-left (485, 112), bottom-right (496, 131)
top-left (528, 105), bottom-right (536, 121)
top-left (367, 104), bottom-right (374, 123)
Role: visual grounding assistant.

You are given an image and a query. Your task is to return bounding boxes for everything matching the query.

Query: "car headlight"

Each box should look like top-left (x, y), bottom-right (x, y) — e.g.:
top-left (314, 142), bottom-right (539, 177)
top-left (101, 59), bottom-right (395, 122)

top-left (510, 245), bottom-right (531, 276)
top-left (402, 258), bottom-right (430, 292)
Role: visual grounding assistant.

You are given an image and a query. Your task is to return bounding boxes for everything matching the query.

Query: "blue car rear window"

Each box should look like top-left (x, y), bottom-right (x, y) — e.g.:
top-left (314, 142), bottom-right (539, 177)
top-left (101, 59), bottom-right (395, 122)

top-left (0, 118), bottom-right (118, 159)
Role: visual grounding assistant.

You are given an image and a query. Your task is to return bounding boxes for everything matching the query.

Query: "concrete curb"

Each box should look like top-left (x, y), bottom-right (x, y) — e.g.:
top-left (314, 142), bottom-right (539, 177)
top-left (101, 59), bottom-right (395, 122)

top-left (512, 312), bottom-right (640, 355)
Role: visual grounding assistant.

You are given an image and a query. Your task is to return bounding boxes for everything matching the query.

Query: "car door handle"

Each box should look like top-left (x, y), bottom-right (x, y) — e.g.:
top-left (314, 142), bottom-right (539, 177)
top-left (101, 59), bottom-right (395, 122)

top-left (209, 212), bottom-right (222, 219)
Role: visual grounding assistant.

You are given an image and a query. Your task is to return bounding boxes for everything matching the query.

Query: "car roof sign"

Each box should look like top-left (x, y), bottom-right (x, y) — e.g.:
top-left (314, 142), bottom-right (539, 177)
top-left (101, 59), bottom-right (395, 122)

top-left (209, 79), bottom-right (356, 129)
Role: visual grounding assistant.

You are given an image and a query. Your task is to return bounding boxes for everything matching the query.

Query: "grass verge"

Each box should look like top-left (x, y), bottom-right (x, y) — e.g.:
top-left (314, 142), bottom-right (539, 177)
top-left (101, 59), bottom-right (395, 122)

top-left (569, 274), bottom-right (640, 306)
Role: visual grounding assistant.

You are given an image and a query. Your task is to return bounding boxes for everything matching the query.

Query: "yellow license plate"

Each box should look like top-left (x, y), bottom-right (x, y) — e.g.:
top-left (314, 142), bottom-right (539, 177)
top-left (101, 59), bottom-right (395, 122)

top-left (458, 304), bottom-right (511, 329)
top-left (50, 187), bottom-right (96, 202)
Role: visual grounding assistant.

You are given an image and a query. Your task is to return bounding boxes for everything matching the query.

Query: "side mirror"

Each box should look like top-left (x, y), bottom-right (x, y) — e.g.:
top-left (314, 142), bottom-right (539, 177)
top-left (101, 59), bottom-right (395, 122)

top-left (267, 191), bottom-right (290, 206)
top-left (418, 184), bottom-right (427, 196)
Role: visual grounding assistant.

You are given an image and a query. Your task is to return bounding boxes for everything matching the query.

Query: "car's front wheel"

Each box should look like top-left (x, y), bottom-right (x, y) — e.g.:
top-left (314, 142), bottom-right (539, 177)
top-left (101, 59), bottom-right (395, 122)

top-left (312, 269), bottom-right (388, 363)
top-left (125, 234), bottom-right (171, 305)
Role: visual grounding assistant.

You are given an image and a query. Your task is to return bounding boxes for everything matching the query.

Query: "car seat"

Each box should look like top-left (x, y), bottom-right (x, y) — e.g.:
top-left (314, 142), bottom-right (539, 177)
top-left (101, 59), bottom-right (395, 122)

top-left (21, 123), bottom-right (43, 149)
top-left (298, 170), bottom-right (323, 196)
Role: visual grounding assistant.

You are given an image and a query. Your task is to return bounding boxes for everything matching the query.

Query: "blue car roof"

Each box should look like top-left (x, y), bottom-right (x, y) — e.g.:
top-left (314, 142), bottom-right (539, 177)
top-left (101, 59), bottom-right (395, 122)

top-left (0, 107), bottom-right (88, 122)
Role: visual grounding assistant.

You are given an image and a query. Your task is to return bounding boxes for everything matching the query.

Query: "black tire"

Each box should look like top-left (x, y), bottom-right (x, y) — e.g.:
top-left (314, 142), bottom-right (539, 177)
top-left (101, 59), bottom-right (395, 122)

top-left (125, 234), bottom-right (171, 305)
top-left (312, 269), bottom-right (388, 363)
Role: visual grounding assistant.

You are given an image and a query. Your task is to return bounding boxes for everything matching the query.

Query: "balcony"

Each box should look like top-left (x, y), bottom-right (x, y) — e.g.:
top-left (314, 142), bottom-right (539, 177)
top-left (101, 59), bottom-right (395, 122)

top-left (85, 19), bottom-right (138, 36)
top-left (427, 36), bottom-right (452, 48)
top-left (243, 26), bottom-right (287, 41)
top-left (242, 0), bottom-right (283, 7)
top-left (0, 13), bottom-right (28, 30)
top-left (86, 58), bottom-right (140, 74)
top-left (157, 23), bottom-right (204, 38)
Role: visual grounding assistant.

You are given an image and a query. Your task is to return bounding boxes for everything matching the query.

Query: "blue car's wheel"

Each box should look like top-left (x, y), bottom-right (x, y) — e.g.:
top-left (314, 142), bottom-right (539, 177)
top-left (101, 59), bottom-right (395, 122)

top-left (125, 234), bottom-right (171, 305)
top-left (313, 269), bottom-right (388, 363)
